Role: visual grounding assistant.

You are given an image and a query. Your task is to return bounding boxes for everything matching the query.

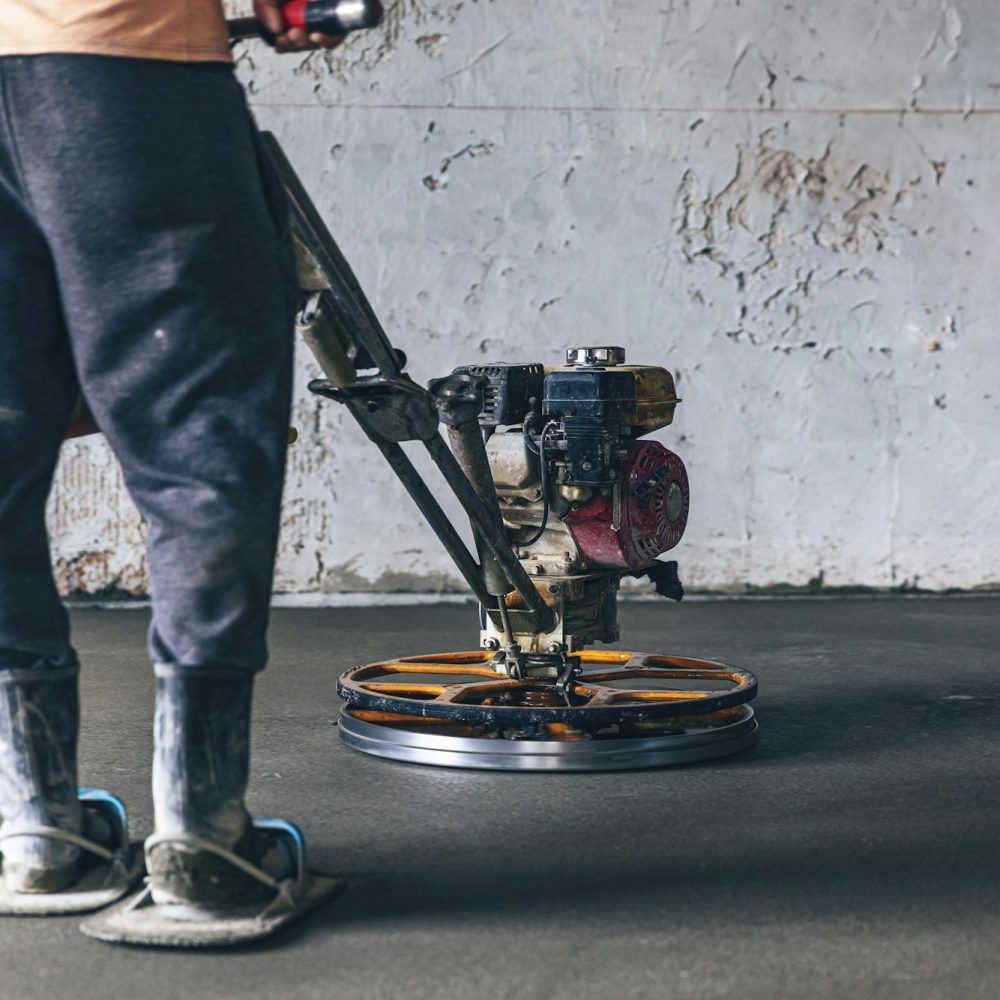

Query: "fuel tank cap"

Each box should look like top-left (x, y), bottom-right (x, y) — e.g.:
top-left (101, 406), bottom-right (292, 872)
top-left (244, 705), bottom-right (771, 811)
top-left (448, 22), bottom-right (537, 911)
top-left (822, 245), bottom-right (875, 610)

top-left (565, 346), bottom-right (626, 367)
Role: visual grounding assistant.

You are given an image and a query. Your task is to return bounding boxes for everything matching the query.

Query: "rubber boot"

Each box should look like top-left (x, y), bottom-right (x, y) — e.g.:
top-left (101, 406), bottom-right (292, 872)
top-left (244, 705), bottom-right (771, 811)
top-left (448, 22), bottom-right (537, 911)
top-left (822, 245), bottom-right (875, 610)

top-left (0, 665), bottom-right (84, 893)
top-left (147, 666), bottom-right (290, 910)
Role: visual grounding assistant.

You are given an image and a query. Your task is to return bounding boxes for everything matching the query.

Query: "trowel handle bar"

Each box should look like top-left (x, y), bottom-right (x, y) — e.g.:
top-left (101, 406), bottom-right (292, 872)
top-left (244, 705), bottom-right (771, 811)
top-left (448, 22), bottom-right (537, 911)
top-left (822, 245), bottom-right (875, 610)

top-left (281, 0), bottom-right (384, 34)
top-left (228, 1), bottom-right (384, 42)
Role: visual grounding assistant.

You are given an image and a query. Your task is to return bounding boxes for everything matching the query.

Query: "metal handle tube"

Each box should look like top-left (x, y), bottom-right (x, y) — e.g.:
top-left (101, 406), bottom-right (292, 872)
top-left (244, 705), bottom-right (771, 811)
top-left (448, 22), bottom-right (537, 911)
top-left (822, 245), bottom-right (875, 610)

top-left (446, 422), bottom-right (512, 597)
top-left (374, 442), bottom-right (493, 608)
top-left (259, 133), bottom-right (401, 377)
top-left (424, 435), bottom-right (556, 633)
top-left (297, 295), bottom-right (356, 387)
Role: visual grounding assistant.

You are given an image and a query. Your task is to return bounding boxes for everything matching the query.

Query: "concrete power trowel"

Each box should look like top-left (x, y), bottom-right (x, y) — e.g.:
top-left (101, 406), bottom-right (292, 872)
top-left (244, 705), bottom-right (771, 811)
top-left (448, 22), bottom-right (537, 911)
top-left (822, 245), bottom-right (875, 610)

top-left (67, 6), bottom-right (758, 780)
top-left (265, 140), bottom-right (760, 771)
top-left (7, 0), bottom-right (755, 957)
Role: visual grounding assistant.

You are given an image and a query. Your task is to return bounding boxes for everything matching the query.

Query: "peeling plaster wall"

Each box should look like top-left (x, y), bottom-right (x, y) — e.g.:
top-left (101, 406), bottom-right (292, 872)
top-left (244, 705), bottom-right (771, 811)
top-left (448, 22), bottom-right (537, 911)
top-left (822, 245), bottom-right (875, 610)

top-left (48, 0), bottom-right (1000, 595)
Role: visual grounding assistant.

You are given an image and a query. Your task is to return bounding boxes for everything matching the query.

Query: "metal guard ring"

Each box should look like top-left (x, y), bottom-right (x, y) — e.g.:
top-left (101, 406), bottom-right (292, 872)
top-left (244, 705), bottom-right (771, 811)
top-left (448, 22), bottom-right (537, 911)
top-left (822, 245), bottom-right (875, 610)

top-left (337, 650), bottom-right (757, 728)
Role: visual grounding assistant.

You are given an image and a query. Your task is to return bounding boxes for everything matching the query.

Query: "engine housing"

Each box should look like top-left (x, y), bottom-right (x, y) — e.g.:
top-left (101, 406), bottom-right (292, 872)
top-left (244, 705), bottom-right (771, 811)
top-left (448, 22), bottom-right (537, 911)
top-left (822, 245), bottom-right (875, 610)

top-left (563, 441), bottom-right (689, 571)
top-left (462, 347), bottom-right (688, 653)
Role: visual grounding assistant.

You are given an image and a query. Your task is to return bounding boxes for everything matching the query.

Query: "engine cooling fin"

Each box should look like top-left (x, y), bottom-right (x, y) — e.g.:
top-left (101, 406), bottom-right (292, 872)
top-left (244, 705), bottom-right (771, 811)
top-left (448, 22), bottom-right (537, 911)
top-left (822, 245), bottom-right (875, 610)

top-left (336, 650), bottom-right (758, 772)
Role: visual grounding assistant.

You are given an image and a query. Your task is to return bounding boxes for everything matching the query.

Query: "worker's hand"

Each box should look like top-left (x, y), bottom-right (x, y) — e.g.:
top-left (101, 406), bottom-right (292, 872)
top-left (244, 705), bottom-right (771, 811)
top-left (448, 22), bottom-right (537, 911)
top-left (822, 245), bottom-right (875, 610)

top-left (253, 1), bottom-right (346, 52)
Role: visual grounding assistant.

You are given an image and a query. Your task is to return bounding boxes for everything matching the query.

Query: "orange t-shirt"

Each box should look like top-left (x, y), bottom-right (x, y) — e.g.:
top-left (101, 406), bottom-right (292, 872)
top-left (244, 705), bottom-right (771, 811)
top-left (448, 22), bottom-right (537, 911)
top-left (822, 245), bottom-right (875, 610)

top-left (0, 1), bottom-right (232, 62)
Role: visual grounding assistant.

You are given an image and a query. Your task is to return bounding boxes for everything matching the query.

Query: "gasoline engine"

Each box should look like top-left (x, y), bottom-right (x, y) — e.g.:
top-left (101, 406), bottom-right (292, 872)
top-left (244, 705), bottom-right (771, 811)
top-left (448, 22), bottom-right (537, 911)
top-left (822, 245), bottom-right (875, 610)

top-left (267, 136), bottom-right (758, 771)
top-left (455, 349), bottom-right (688, 667)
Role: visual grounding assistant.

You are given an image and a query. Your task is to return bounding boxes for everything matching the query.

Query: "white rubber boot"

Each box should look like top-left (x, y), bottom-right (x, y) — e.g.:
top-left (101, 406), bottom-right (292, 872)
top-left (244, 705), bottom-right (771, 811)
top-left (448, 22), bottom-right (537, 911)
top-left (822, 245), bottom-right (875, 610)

top-left (0, 664), bottom-right (84, 893)
top-left (147, 665), bottom-right (290, 910)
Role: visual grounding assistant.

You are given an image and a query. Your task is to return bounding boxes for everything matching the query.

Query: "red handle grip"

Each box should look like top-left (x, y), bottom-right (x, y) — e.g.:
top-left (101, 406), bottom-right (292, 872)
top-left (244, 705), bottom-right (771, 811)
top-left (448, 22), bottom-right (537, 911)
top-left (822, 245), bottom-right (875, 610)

top-left (281, 1), bottom-right (308, 29)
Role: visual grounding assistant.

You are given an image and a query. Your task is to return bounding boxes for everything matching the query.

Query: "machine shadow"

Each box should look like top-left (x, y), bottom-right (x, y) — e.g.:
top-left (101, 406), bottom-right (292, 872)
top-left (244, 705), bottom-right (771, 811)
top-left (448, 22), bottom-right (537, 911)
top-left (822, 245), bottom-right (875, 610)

top-left (270, 680), bottom-right (1000, 947)
top-left (286, 814), bottom-right (998, 944)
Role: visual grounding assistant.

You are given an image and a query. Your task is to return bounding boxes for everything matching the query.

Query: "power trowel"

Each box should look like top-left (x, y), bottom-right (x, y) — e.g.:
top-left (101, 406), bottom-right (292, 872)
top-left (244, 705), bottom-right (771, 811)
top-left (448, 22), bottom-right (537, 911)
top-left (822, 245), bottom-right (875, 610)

top-left (68, 0), bottom-right (759, 775)
top-left (269, 143), bottom-right (759, 771)
top-left (54, 1), bottom-right (758, 953)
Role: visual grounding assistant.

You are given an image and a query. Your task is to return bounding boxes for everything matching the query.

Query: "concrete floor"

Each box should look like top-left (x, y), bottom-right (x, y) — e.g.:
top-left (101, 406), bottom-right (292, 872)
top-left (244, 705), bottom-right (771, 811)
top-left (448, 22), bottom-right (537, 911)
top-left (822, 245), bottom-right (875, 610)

top-left (2, 597), bottom-right (999, 999)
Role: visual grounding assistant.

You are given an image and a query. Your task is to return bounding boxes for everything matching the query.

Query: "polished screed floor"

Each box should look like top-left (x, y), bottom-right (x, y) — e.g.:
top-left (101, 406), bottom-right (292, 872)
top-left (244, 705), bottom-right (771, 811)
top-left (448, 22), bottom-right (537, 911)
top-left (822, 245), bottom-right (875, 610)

top-left (2, 597), bottom-right (998, 1000)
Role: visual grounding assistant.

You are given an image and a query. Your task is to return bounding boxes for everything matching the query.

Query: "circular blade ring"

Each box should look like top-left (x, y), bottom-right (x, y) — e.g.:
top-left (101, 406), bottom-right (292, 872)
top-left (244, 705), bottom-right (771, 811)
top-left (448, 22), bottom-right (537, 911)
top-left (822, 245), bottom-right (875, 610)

top-left (337, 703), bottom-right (758, 772)
top-left (337, 650), bottom-right (756, 728)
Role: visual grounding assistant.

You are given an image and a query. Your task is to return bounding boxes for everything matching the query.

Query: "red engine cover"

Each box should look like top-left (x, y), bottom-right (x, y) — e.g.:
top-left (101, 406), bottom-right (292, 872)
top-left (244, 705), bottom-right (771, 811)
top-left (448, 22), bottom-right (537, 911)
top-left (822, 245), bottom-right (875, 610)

top-left (563, 441), bottom-right (689, 570)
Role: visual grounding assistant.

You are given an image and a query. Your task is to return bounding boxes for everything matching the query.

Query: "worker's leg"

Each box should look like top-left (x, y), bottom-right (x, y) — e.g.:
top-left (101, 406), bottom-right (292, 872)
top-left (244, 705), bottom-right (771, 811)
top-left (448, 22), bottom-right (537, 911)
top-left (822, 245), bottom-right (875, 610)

top-left (8, 54), bottom-right (297, 675)
top-left (0, 63), bottom-right (84, 890)
top-left (3, 55), bottom-right (298, 903)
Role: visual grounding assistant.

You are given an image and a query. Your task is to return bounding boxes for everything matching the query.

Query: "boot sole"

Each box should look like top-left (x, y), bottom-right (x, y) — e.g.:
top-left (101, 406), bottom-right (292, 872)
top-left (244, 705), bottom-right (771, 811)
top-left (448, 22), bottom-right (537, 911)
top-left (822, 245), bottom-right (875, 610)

top-left (79, 872), bottom-right (344, 947)
top-left (0, 843), bottom-right (144, 916)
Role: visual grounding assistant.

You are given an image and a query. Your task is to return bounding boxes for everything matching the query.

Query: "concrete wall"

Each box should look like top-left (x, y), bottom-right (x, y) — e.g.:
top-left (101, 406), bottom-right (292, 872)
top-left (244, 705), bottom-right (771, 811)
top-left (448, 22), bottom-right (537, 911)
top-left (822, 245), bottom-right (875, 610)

top-left (50, 0), bottom-right (1000, 596)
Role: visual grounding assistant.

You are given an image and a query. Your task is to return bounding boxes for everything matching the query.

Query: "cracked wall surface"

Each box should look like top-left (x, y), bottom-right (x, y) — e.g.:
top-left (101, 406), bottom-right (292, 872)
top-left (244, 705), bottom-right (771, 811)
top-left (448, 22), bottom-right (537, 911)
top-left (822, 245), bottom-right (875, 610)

top-left (48, 0), bottom-right (1000, 594)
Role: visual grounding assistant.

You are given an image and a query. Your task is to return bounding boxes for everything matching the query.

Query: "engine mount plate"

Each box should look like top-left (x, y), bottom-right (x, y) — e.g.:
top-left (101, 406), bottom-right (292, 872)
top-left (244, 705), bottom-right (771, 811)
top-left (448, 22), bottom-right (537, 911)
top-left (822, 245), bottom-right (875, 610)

top-left (337, 650), bottom-right (757, 771)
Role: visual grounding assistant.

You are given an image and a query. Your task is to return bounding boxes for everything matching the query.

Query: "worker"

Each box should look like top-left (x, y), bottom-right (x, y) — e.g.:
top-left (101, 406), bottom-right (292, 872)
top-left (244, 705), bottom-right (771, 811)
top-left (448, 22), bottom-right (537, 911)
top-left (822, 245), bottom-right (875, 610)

top-left (0, 0), bottom-right (343, 943)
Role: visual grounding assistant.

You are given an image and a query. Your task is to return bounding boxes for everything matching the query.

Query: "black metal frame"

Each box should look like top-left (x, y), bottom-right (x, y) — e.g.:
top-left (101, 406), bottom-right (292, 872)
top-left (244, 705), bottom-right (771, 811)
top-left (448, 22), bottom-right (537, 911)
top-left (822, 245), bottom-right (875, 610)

top-left (261, 134), bottom-right (556, 633)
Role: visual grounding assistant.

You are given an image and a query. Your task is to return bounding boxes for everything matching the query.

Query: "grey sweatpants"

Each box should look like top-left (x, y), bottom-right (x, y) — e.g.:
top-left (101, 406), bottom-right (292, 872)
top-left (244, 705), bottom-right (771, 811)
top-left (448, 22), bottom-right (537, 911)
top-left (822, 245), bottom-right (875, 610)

top-left (0, 55), bottom-right (298, 674)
